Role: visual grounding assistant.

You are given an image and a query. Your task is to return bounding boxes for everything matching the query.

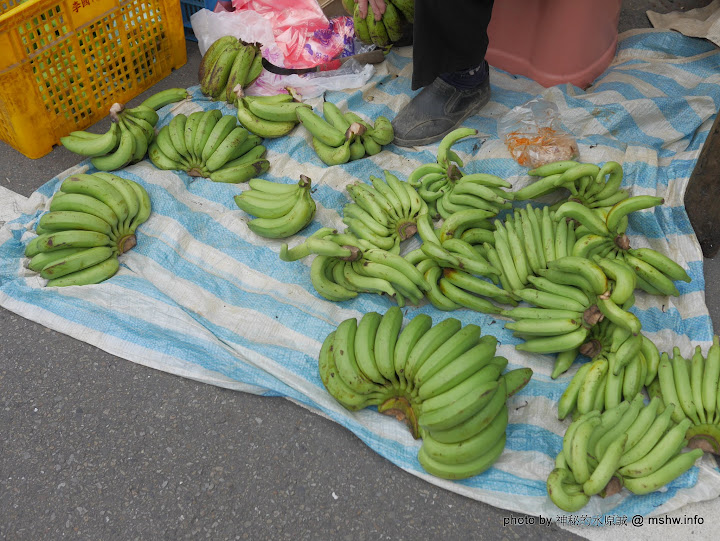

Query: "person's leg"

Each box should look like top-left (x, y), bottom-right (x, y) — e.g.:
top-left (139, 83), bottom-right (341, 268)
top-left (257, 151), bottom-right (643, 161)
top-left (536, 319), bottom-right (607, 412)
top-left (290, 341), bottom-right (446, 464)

top-left (392, 0), bottom-right (494, 147)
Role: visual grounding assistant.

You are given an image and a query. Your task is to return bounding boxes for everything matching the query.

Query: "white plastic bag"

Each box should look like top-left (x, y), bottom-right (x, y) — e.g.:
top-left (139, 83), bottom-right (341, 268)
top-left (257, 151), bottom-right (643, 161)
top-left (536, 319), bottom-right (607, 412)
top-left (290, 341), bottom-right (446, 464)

top-left (252, 60), bottom-right (375, 99)
top-left (190, 9), bottom-right (279, 57)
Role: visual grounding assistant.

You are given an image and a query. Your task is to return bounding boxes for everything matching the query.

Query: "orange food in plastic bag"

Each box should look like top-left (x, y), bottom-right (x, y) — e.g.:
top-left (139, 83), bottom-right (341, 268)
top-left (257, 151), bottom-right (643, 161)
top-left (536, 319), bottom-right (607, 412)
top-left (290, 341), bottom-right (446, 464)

top-left (504, 126), bottom-right (579, 168)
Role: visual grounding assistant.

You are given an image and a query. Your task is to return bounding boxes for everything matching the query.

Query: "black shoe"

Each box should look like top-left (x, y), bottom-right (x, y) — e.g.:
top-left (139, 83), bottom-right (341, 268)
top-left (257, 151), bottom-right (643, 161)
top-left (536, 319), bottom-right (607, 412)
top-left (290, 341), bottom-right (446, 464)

top-left (391, 76), bottom-right (491, 147)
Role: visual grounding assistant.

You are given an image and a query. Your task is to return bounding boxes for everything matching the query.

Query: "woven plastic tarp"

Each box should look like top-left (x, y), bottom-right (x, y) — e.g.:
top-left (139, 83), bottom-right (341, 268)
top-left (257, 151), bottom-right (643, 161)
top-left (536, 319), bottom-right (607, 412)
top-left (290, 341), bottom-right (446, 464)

top-left (2, 29), bottom-right (720, 526)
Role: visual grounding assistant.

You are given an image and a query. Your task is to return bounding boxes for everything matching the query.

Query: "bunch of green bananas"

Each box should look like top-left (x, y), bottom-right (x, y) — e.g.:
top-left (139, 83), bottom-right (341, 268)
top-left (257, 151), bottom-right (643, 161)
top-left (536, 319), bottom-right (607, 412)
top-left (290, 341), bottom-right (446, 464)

top-left (409, 128), bottom-right (514, 220)
top-left (548, 396), bottom-right (704, 511)
top-left (234, 91), bottom-right (308, 139)
top-left (345, 0), bottom-right (414, 47)
top-left (148, 110), bottom-right (270, 184)
top-left (405, 209), bottom-right (511, 313)
top-left (519, 258), bottom-right (640, 381)
top-left (343, 171), bottom-right (425, 252)
top-left (406, 252), bottom-right (514, 314)
top-left (556, 321), bottom-right (660, 419)
top-left (553, 196), bottom-right (692, 296)
top-left (234, 176), bottom-right (316, 239)
top-left (60, 88), bottom-right (190, 171)
top-left (468, 194), bottom-right (690, 302)
top-left (490, 205), bottom-right (575, 295)
top-left (198, 36), bottom-right (262, 103)
top-left (281, 228), bottom-right (428, 306)
top-left (514, 160), bottom-right (630, 209)
top-left (296, 103), bottom-right (394, 165)
top-left (319, 309), bottom-right (533, 479)
top-left (653, 337), bottom-right (720, 454)
top-left (25, 172), bottom-right (151, 286)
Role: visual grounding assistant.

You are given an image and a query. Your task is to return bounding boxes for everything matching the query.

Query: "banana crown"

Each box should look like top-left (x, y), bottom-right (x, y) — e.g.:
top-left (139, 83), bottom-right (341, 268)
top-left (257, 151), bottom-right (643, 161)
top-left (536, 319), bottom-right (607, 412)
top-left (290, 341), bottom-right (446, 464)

top-left (147, 111), bottom-right (272, 184)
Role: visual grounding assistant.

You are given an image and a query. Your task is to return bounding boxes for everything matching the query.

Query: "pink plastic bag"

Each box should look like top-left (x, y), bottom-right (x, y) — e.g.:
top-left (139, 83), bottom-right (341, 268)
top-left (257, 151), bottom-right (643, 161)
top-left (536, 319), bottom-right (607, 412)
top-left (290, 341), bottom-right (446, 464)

top-left (231, 0), bottom-right (345, 68)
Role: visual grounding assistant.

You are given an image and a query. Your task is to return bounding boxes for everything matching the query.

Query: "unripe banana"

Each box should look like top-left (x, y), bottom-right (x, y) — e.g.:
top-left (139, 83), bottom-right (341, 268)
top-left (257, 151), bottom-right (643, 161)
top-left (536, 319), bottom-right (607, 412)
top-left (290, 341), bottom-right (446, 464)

top-left (46, 256), bottom-right (120, 287)
top-left (312, 137), bottom-right (351, 166)
top-left (224, 43), bottom-right (257, 104)
top-left (90, 120), bottom-right (135, 171)
top-left (248, 100), bottom-right (310, 123)
top-left (60, 122), bottom-right (120, 157)
top-left (246, 180), bottom-right (315, 238)
top-left (296, 106), bottom-right (346, 147)
top-left (202, 41), bottom-right (242, 99)
top-left (60, 174), bottom-right (129, 225)
top-left (139, 87), bottom-right (190, 111)
top-left (40, 246), bottom-right (115, 279)
top-left (205, 127), bottom-right (251, 172)
top-left (369, 115), bottom-right (394, 146)
top-left (236, 96), bottom-right (297, 138)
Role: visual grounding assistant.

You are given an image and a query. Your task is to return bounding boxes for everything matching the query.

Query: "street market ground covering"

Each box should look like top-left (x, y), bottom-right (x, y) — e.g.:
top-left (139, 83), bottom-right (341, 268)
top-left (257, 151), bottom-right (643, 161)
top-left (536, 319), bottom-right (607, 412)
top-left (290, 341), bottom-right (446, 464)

top-left (1, 29), bottom-right (720, 526)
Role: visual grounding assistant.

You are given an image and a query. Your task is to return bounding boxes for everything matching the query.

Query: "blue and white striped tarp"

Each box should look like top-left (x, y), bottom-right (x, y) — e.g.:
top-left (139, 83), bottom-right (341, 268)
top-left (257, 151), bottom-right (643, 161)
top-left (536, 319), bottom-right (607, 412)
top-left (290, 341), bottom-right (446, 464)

top-left (2, 29), bottom-right (720, 525)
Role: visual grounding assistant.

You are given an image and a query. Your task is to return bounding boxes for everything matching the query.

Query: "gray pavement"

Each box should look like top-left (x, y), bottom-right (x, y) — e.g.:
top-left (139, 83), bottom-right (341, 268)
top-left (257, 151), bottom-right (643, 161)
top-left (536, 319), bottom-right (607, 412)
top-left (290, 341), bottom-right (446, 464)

top-left (1, 2), bottom-right (717, 540)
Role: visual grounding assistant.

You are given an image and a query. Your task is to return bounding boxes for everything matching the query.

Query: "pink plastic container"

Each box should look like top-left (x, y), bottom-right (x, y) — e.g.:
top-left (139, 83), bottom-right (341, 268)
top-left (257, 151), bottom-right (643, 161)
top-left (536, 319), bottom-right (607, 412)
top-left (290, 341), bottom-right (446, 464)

top-left (486, 0), bottom-right (622, 89)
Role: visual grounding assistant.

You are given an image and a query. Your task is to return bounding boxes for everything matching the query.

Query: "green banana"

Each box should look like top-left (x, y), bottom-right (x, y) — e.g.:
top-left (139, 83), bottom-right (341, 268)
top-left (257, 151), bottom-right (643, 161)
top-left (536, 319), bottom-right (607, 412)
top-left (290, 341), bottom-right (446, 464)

top-left (236, 98), bottom-right (297, 138)
top-left (46, 255), bottom-right (119, 287)
top-left (296, 106), bottom-right (346, 147)
top-left (90, 120), bottom-right (135, 171)
top-left (60, 122), bottom-right (120, 157)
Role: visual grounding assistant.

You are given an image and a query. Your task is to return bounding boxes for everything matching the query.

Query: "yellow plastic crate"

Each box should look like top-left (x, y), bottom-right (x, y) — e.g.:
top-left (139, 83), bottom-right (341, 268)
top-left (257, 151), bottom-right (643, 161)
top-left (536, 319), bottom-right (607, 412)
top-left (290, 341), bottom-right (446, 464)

top-left (0, 0), bottom-right (187, 158)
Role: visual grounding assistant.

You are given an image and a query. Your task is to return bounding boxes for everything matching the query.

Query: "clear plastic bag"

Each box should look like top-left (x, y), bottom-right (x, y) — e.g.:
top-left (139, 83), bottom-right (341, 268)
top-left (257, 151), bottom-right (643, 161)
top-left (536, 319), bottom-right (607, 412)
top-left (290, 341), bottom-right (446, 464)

top-left (190, 9), bottom-right (279, 57)
top-left (498, 97), bottom-right (579, 168)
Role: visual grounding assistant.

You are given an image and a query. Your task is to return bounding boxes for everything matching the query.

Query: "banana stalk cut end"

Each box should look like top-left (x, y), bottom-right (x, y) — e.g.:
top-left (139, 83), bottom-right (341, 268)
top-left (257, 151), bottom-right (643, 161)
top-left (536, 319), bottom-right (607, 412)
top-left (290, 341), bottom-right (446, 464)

top-left (117, 234), bottom-right (137, 254)
top-left (397, 221), bottom-right (418, 241)
top-left (339, 245), bottom-right (362, 261)
top-left (579, 338), bottom-right (602, 358)
top-left (109, 102), bottom-right (125, 120)
top-left (615, 234), bottom-right (630, 251)
top-left (298, 175), bottom-right (312, 189)
top-left (686, 424), bottom-right (720, 454)
top-left (582, 305), bottom-right (604, 327)
top-left (286, 86), bottom-right (301, 101)
top-left (346, 122), bottom-right (367, 140)
top-left (447, 163), bottom-right (463, 181)
top-left (599, 476), bottom-right (623, 498)
top-left (378, 395), bottom-right (420, 439)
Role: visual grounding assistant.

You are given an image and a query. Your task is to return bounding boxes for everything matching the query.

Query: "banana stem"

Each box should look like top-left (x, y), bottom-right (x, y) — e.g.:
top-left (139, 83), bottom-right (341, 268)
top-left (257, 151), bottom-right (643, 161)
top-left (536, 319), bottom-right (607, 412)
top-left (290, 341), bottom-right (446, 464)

top-left (339, 246), bottom-right (362, 261)
top-left (377, 394), bottom-right (421, 439)
top-left (579, 339), bottom-right (603, 358)
top-left (298, 175), bottom-right (312, 189)
top-left (615, 234), bottom-right (630, 251)
top-left (583, 305), bottom-right (604, 327)
top-left (109, 102), bottom-right (124, 122)
top-left (447, 163), bottom-right (463, 181)
top-left (117, 234), bottom-right (137, 254)
top-left (397, 220), bottom-right (418, 241)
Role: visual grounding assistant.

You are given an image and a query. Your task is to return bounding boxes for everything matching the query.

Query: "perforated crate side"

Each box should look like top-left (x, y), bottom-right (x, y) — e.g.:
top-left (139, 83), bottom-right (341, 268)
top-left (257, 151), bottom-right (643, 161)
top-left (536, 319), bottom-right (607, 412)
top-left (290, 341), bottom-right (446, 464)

top-left (0, 0), bottom-right (186, 158)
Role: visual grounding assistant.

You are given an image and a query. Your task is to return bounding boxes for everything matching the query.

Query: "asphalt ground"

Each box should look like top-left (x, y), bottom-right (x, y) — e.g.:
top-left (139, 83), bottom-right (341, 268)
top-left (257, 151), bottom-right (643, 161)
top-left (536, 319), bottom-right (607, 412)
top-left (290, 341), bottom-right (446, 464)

top-left (1, 2), bottom-right (717, 539)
